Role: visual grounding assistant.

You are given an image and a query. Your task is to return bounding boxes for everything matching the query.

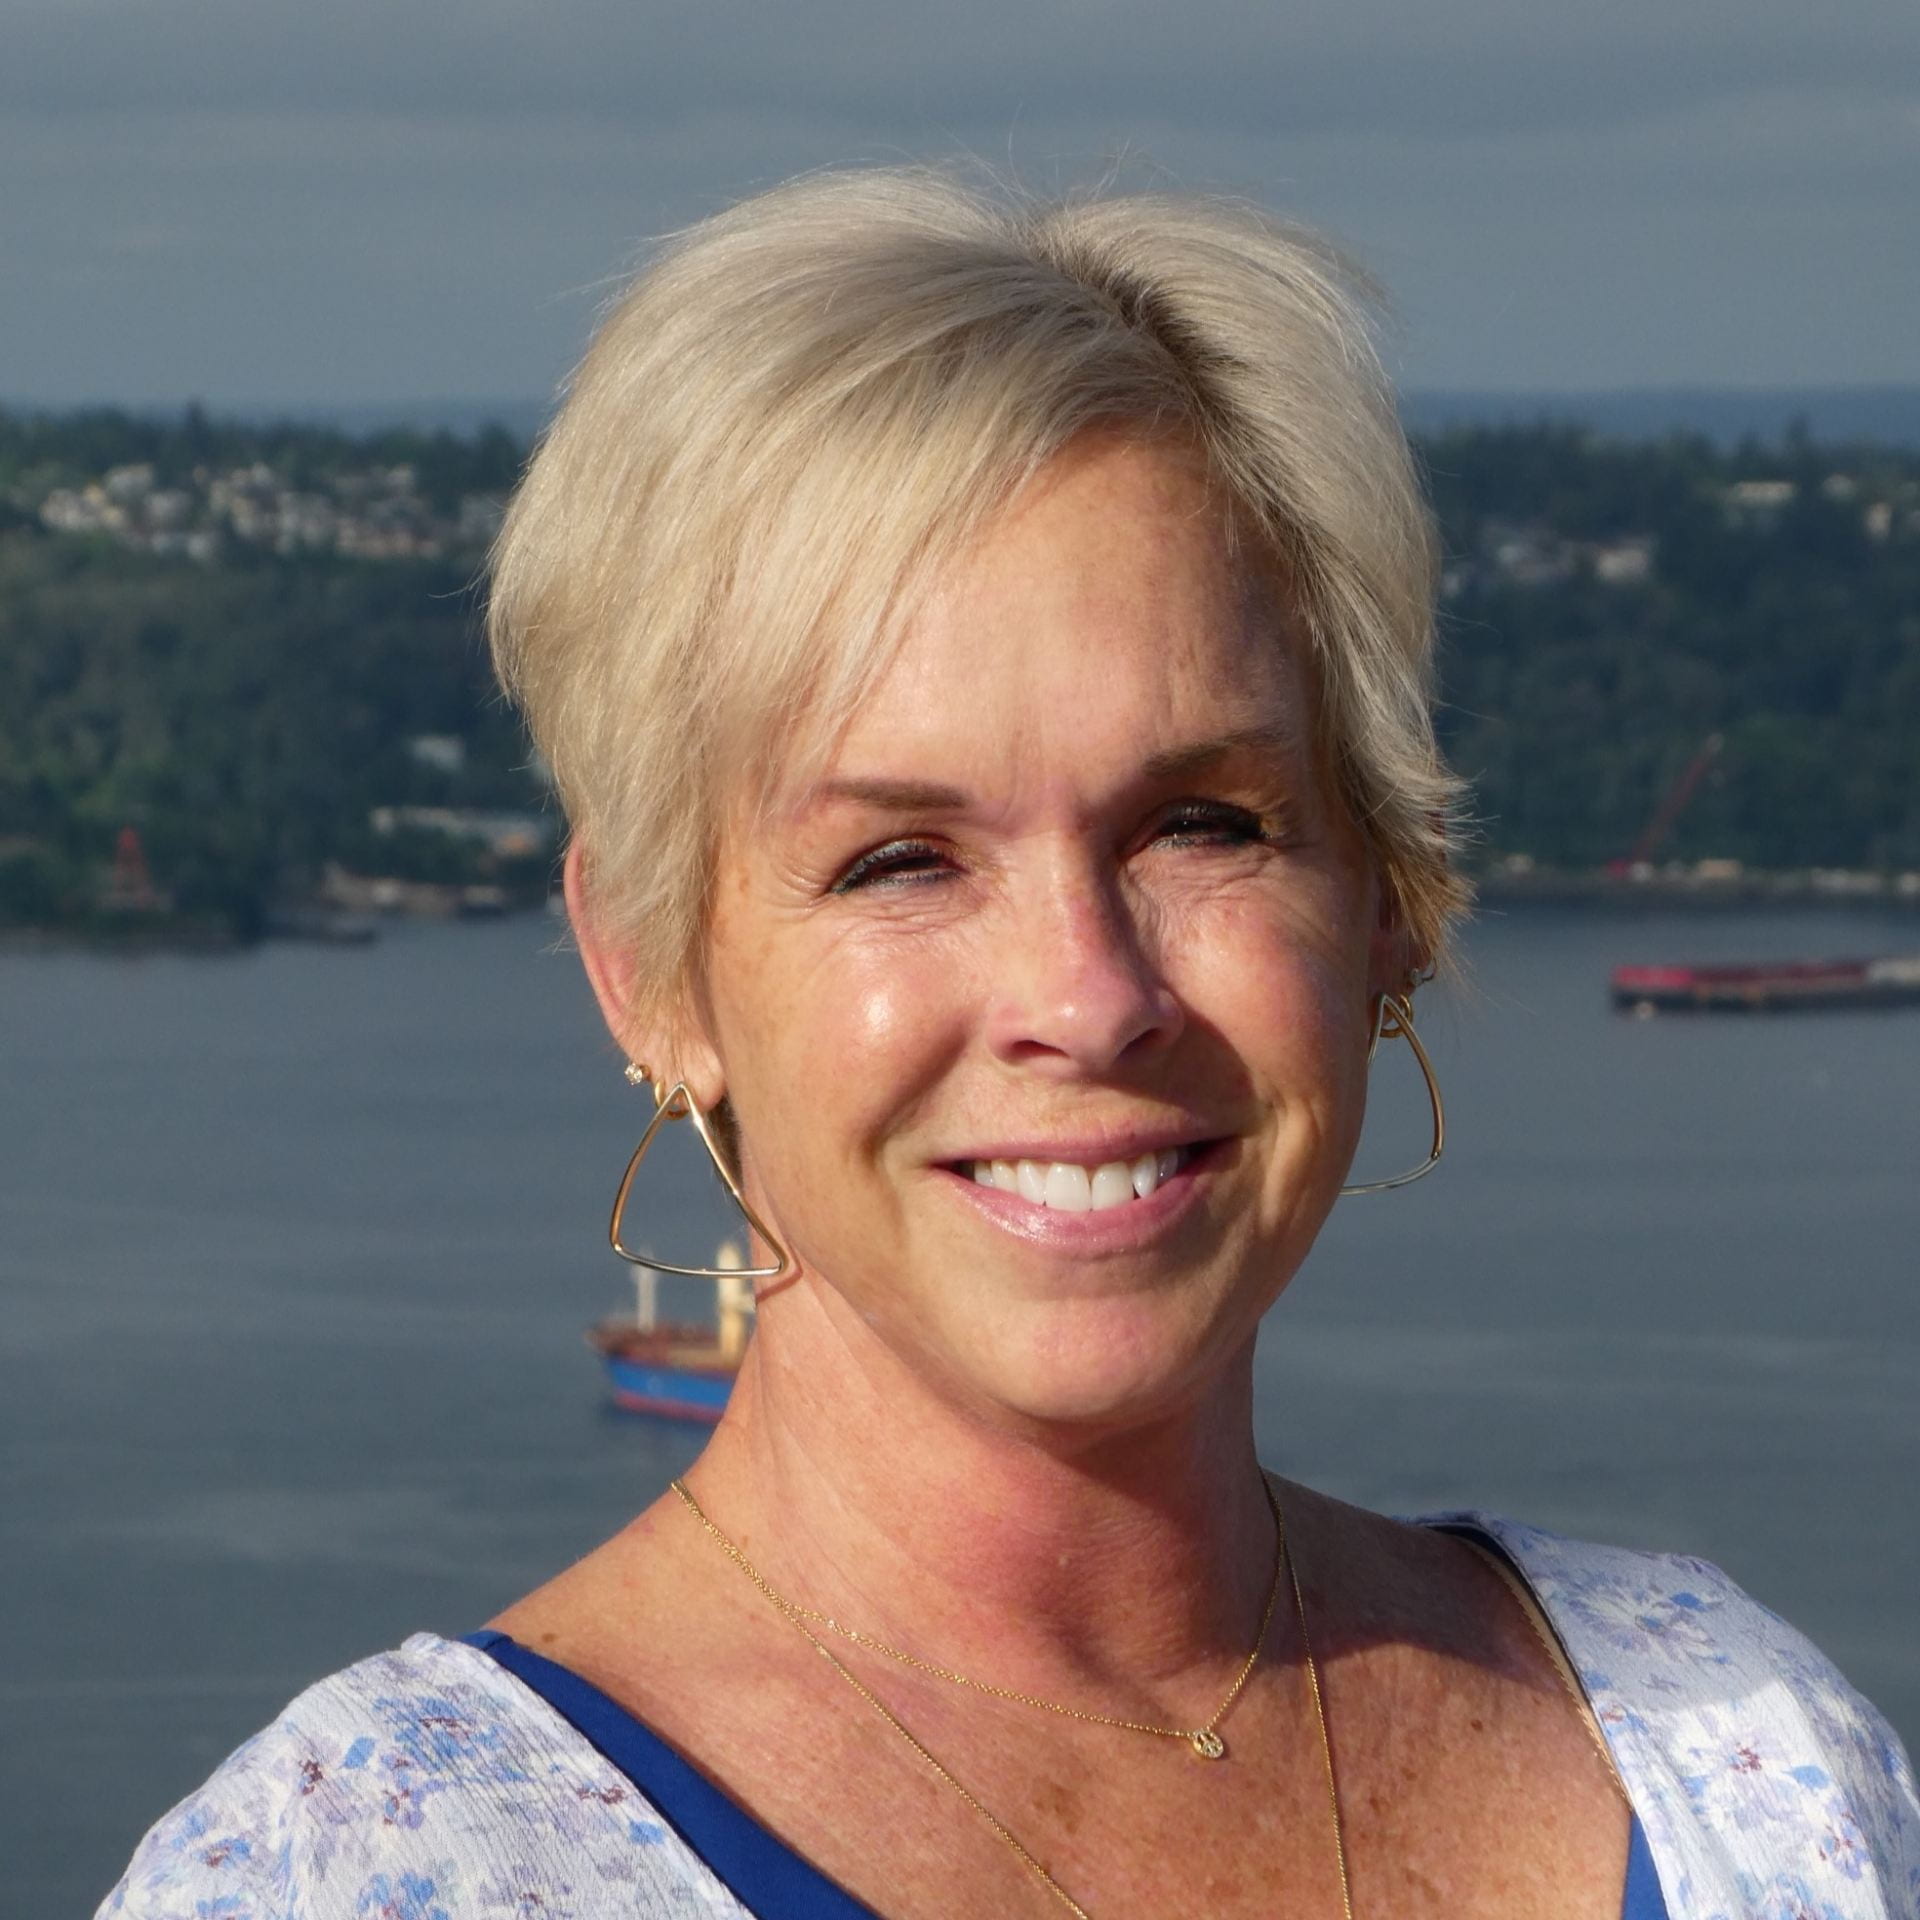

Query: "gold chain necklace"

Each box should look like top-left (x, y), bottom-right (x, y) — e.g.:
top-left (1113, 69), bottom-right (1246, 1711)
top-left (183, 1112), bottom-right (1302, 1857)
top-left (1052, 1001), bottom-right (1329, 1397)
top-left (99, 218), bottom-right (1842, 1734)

top-left (670, 1474), bottom-right (1354, 1919)
top-left (756, 1479), bottom-right (1283, 1760)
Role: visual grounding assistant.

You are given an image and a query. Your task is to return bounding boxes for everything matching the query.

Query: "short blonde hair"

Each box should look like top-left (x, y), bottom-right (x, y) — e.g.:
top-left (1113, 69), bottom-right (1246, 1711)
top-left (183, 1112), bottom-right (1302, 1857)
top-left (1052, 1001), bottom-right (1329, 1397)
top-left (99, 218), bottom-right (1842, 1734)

top-left (490, 167), bottom-right (1468, 1023)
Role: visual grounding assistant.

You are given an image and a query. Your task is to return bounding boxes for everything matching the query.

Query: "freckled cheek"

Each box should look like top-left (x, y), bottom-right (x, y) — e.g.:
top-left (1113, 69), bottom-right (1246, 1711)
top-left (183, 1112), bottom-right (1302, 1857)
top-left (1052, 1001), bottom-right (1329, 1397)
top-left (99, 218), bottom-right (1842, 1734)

top-left (1297, 999), bottom-right (1372, 1163)
top-left (732, 939), bottom-right (972, 1177)
top-left (1206, 952), bottom-right (1367, 1236)
top-left (1272, 998), bottom-right (1365, 1160)
top-left (1177, 899), bottom-right (1366, 1097)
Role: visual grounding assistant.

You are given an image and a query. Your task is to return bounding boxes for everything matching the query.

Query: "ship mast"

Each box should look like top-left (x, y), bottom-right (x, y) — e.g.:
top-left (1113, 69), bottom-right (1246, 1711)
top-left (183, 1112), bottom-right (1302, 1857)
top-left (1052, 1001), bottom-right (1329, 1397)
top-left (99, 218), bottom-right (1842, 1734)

top-left (631, 1266), bottom-right (657, 1333)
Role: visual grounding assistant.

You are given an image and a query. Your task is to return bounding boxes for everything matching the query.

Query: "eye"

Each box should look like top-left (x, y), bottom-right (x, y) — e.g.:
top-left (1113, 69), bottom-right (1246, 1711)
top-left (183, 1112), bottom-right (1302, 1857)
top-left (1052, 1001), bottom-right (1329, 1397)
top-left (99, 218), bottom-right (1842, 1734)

top-left (1150, 801), bottom-right (1275, 849)
top-left (830, 837), bottom-right (953, 893)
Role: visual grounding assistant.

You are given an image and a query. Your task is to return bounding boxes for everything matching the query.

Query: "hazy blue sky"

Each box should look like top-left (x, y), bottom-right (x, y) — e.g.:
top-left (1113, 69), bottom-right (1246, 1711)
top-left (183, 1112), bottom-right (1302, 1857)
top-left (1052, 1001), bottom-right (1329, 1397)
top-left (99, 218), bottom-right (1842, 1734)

top-left (7, 0), bottom-right (1917, 407)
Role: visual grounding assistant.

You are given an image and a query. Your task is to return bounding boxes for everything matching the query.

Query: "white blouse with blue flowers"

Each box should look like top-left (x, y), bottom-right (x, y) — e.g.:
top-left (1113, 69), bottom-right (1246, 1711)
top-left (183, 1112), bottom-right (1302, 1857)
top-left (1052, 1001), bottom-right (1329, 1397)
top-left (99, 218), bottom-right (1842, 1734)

top-left (98, 1515), bottom-right (1920, 1920)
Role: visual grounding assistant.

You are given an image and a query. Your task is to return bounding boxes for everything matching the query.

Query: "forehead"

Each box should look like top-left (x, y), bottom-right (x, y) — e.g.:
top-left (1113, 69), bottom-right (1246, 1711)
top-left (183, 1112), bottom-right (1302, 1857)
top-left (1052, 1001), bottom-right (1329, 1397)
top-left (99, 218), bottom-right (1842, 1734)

top-left (821, 436), bottom-right (1312, 795)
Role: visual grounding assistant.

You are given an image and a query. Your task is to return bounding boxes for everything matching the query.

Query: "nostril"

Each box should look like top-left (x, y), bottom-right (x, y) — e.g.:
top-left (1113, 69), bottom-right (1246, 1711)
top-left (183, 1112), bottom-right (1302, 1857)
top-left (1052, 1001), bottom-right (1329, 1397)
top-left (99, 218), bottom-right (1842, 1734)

top-left (988, 977), bottom-right (1184, 1073)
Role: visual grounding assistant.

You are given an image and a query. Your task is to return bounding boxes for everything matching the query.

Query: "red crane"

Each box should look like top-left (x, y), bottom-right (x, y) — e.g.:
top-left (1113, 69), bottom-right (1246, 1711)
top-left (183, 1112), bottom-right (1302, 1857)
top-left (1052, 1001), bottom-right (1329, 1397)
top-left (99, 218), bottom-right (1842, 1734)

top-left (1609, 733), bottom-right (1724, 875)
top-left (102, 824), bottom-right (163, 912)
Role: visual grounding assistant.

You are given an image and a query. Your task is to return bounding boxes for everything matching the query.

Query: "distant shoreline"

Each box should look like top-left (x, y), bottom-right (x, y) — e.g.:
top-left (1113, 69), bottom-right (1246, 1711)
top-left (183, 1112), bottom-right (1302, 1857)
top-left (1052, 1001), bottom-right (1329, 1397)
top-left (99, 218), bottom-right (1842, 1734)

top-left (1473, 868), bottom-right (1920, 915)
top-left (0, 917), bottom-right (244, 957)
top-left (6, 878), bottom-right (1918, 958)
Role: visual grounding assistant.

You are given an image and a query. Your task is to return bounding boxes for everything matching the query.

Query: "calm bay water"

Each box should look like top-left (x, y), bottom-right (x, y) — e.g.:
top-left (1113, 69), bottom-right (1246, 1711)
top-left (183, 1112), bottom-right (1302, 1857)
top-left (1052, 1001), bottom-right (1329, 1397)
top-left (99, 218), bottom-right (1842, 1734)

top-left (3, 907), bottom-right (1917, 1912)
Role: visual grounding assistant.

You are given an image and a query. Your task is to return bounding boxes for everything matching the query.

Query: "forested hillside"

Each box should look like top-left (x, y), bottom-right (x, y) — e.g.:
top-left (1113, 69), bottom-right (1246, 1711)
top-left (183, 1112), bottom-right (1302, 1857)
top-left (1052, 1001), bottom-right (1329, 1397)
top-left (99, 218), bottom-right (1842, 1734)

top-left (1424, 426), bottom-right (1920, 872)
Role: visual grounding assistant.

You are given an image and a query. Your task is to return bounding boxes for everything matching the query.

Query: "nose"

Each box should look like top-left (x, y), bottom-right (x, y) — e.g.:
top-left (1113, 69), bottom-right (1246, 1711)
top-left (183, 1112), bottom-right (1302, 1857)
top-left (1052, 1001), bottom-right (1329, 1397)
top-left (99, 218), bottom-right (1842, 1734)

top-left (983, 859), bottom-right (1184, 1074)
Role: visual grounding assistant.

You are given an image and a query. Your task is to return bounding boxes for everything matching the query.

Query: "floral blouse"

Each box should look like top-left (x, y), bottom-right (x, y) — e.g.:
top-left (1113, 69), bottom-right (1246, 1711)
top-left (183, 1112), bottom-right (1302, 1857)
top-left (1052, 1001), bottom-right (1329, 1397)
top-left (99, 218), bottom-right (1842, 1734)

top-left (97, 1514), bottom-right (1920, 1919)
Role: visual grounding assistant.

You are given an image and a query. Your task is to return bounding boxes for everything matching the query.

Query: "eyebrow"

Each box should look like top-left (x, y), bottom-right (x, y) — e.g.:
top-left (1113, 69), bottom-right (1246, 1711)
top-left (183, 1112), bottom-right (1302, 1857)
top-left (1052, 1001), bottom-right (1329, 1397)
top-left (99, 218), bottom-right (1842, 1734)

top-left (812, 777), bottom-right (971, 812)
top-left (811, 722), bottom-right (1304, 817)
top-left (1139, 721), bottom-right (1302, 782)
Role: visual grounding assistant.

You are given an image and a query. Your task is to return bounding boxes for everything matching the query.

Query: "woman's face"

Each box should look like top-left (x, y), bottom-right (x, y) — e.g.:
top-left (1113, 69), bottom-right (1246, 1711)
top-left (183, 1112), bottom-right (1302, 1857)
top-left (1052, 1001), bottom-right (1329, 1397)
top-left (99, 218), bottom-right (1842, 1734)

top-left (686, 434), bottom-right (1405, 1430)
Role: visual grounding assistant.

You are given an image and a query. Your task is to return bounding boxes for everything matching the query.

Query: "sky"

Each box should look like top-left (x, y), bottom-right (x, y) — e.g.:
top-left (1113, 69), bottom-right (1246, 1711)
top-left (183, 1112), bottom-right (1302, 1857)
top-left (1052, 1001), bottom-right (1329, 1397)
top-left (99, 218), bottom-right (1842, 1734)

top-left (6, 0), bottom-right (1918, 409)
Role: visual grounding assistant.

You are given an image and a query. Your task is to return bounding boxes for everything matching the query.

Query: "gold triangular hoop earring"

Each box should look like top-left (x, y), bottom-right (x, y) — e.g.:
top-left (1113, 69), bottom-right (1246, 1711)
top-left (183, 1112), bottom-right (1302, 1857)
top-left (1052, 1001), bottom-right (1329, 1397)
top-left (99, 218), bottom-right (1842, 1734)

top-left (1339, 991), bottom-right (1446, 1195)
top-left (609, 1071), bottom-right (791, 1280)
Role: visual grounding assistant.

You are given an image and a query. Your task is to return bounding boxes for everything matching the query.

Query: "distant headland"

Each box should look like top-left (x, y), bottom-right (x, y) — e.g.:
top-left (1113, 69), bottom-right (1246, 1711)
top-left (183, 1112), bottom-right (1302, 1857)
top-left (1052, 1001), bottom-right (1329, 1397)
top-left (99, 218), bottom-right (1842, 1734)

top-left (11, 386), bottom-right (1920, 451)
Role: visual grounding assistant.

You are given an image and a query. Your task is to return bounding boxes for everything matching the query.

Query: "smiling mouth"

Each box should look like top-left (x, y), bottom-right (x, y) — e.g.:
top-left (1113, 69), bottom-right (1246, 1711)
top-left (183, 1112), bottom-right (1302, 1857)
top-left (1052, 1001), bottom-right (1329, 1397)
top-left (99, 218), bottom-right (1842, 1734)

top-left (954, 1145), bottom-right (1203, 1213)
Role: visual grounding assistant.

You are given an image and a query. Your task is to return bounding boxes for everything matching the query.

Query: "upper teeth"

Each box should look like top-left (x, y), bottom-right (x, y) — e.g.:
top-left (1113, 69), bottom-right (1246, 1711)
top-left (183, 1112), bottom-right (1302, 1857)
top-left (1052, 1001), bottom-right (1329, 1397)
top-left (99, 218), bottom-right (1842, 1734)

top-left (970, 1149), bottom-right (1185, 1211)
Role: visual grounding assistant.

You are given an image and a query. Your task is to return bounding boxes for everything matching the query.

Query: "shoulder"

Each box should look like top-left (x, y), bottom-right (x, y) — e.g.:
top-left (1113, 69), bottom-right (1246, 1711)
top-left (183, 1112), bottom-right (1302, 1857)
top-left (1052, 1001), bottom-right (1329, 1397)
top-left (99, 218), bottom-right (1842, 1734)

top-left (1421, 1511), bottom-right (1920, 1918)
top-left (96, 1633), bottom-right (745, 1920)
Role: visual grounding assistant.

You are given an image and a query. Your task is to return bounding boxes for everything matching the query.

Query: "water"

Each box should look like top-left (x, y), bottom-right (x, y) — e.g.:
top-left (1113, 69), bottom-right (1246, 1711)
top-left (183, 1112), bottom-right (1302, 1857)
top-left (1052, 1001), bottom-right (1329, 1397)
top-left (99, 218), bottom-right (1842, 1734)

top-left (4, 908), bottom-right (1916, 1912)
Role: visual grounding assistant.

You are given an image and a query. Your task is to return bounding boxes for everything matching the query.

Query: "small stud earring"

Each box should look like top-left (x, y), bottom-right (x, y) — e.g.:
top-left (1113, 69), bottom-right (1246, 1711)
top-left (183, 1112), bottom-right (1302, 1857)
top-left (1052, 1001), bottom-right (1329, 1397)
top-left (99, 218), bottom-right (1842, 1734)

top-left (623, 1061), bottom-right (649, 1087)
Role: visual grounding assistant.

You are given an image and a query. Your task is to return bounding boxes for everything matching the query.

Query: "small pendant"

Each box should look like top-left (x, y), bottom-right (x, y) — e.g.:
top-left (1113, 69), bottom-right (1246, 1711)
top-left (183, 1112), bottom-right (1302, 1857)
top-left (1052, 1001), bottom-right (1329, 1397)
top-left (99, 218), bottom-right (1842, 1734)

top-left (1188, 1728), bottom-right (1227, 1760)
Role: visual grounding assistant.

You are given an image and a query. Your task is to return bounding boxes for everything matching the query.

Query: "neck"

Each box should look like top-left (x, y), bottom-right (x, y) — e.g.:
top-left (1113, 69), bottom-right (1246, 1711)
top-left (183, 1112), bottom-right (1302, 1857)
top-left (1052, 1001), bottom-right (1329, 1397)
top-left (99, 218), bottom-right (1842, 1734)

top-left (687, 1273), bottom-right (1279, 1698)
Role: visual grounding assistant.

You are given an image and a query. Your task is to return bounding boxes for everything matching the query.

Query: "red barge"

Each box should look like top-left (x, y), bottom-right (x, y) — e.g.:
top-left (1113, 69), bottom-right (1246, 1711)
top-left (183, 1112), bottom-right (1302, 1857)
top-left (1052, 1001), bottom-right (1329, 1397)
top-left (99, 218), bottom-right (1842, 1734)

top-left (1611, 954), bottom-right (1920, 1014)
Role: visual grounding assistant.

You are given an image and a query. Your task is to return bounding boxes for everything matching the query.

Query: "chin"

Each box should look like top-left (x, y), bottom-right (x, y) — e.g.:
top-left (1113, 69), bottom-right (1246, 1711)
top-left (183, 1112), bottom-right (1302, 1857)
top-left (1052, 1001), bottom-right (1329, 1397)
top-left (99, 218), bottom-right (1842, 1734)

top-left (941, 1290), bottom-right (1254, 1437)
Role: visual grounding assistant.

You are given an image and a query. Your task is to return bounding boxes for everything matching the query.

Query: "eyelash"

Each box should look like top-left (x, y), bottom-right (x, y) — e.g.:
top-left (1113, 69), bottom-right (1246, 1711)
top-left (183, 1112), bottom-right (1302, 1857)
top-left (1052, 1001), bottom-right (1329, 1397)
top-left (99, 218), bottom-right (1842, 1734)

top-left (830, 803), bottom-right (1275, 893)
top-left (831, 839), bottom-right (949, 893)
top-left (1153, 801), bottom-right (1275, 848)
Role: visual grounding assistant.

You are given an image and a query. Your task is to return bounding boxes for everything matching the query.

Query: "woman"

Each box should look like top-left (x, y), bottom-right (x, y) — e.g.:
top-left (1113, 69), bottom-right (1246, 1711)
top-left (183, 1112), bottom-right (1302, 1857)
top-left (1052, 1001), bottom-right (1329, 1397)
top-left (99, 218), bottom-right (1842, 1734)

top-left (103, 170), bottom-right (1916, 1919)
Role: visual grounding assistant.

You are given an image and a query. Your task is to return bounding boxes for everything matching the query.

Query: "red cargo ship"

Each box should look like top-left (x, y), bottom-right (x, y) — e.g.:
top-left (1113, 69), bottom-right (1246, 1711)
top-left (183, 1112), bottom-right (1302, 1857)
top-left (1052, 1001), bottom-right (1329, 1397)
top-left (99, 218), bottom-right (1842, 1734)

top-left (1610, 954), bottom-right (1920, 1014)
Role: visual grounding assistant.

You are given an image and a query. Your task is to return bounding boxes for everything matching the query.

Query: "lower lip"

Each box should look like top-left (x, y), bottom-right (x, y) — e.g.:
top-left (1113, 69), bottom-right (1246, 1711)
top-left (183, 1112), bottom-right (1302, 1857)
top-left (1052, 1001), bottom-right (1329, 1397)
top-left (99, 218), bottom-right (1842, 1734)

top-left (937, 1143), bottom-right (1221, 1252)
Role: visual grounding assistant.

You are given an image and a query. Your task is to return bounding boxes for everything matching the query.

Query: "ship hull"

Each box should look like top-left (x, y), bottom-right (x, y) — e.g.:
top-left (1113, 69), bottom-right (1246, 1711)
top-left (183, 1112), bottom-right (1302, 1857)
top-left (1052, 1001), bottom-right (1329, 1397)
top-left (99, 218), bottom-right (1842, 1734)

top-left (1610, 955), bottom-right (1920, 1014)
top-left (601, 1356), bottom-right (734, 1422)
top-left (589, 1318), bottom-right (739, 1423)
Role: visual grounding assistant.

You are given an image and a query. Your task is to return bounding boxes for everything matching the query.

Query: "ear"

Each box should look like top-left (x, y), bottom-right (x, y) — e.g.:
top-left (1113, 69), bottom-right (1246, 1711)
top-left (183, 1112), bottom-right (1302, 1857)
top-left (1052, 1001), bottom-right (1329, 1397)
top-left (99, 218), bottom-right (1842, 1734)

top-left (1364, 862), bottom-right (1420, 1002)
top-left (563, 841), bottom-right (726, 1107)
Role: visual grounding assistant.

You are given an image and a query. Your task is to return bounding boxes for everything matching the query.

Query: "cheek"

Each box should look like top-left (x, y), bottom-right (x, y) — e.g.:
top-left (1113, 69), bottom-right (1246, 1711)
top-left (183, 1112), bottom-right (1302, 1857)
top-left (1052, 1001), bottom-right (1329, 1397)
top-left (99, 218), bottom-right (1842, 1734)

top-left (1179, 884), bottom-right (1370, 1073)
top-left (715, 923), bottom-right (977, 1185)
top-left (1259, 971), bottom-right (1369, 1163)
top-left (1175, 893), bottom-right (1374, 1230)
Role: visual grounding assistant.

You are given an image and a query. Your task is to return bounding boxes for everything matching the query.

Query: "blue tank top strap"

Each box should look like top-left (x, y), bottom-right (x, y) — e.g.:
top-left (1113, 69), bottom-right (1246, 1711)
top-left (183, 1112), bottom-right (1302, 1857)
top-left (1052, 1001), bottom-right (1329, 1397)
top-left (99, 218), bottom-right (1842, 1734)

top-left (465, 1629), bottom-right (1670, 1918)
top-left (1621, 1807), bottom-right (1669, 1918)
top-left (462, 1629), bottom-right (881, 1918)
